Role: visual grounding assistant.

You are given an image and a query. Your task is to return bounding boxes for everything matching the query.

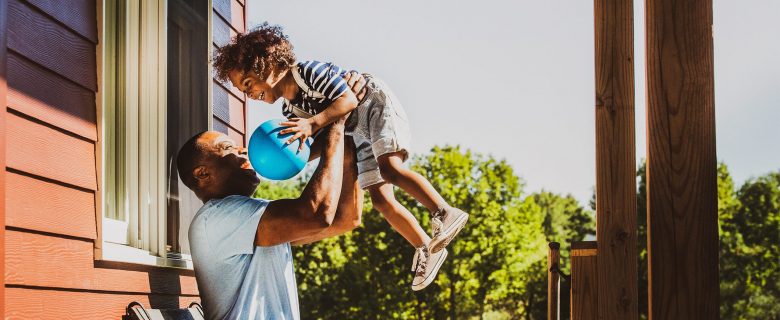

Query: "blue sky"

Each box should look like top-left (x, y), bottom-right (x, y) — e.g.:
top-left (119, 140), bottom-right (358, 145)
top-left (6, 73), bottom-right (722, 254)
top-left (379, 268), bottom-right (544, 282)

top-left (246, 0), bottom-right (780, 204)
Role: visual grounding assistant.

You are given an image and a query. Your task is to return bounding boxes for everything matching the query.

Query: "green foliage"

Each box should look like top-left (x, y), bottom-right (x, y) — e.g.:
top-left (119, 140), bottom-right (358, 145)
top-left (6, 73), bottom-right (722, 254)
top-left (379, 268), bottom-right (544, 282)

top-left (256, 145), bottom-right (562, 319)
top-left (253, 151), bottom-right (779, 319)
top-left (636, 161), bottom-right (649, 320)
top-left (718, 168), bottom-right (780, 319)
top-left (253, 178), bottom-right (305, 200)
top-left (399, 146), bottom-right (548, 319)
top-left (532, 191), bottom-right (594, 273)
top-left (523, 191), bottom-right (595, 319)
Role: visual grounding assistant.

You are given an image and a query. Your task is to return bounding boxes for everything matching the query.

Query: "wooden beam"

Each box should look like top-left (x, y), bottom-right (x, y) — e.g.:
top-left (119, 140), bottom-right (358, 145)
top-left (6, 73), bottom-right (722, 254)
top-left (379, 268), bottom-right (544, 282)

top-left (571, 241), bottom-right (598, 320)
top-left (548, 242), bottom-right (561, 320)
top-left (645, 0), bottom-right (719, 318)
top-left (594, 0), bottom-right (638, 318)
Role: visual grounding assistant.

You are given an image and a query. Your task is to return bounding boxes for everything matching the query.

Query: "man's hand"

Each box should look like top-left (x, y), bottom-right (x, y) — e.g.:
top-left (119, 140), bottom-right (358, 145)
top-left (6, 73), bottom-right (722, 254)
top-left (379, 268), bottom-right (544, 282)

top-left (343, 71), bottom-right (368, 101)
top-left (279, 118), bottom-right (314, 151)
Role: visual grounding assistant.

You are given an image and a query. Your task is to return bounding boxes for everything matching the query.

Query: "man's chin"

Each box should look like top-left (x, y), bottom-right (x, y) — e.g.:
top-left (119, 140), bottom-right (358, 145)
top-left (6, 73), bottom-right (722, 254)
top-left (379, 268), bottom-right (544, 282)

top-left (222, 171), bottom-right (261, 196)
top-left (245, 171), bottom-right (261, 189)
top-left (244, 168), bottom-right (260, 181)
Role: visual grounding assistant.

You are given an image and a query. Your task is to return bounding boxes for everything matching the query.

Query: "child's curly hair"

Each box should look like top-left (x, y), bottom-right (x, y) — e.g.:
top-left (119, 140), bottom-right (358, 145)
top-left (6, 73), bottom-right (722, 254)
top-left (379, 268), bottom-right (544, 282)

top-left (213, 22), bottom-right (296, 83)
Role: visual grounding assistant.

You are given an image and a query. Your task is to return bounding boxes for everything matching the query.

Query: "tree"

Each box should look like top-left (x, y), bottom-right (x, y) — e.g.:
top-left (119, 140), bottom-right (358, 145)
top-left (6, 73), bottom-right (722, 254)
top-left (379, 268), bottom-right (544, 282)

top-left (263, 145), bottom-right (550, 319)
top-left (255, 154), bottom-right (780, 319)
top-left (525, 191), bottom-right (595, 319)
top-left (395, 145), bottom-right (549, 319)
top-left (532, 191), bottom-right (595, 272)
top-left (636, 161), bottom-right (649, 319)
top-left (719, 169), bottom-right (780, 319)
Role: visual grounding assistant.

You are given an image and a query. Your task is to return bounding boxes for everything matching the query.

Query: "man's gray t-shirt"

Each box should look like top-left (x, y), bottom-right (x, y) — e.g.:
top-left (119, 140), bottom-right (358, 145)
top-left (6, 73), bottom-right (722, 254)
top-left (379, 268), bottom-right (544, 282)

top-left (188, 195), bottom-right (299, 320)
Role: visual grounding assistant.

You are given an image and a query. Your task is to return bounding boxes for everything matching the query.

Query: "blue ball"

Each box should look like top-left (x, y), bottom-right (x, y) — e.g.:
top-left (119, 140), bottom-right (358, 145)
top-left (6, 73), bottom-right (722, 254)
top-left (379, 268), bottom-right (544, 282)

top-left (247, 119), bottom-right (311, 180)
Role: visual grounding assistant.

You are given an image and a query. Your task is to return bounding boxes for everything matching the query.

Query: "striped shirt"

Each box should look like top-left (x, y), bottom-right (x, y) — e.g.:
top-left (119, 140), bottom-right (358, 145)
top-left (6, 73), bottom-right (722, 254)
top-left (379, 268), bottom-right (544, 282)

top-left (282, 60), bottom-right (352, 119)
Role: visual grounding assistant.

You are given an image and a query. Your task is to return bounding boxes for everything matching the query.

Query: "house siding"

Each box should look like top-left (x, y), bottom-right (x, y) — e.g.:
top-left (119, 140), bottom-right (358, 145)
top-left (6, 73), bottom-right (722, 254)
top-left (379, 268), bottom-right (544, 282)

top-left (212, 0), bottom-right (248, 145)
top-left (3, 0), bottom-right (248, 317)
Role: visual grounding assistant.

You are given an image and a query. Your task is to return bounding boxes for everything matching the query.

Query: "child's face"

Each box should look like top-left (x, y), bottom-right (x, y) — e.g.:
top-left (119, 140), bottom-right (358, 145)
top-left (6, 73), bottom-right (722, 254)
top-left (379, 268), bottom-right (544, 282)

top-left (228, 68), bottom-right (279, 104)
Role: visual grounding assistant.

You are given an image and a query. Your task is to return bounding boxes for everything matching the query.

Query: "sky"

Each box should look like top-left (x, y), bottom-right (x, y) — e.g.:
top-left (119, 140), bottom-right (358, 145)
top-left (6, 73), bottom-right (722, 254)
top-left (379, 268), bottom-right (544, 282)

top-left (245, 0), bottom-right (780, 204)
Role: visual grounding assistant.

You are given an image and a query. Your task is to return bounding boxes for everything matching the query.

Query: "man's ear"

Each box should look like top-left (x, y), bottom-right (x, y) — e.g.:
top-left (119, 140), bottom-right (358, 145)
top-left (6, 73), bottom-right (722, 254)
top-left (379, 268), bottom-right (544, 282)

top-left (193, 165), bottom-right (210, 184)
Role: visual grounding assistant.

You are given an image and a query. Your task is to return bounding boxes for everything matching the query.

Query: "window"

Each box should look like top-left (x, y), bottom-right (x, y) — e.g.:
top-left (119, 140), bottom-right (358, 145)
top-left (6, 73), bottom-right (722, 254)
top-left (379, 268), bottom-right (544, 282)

top-left (101, 0), bottom-right (210, 267)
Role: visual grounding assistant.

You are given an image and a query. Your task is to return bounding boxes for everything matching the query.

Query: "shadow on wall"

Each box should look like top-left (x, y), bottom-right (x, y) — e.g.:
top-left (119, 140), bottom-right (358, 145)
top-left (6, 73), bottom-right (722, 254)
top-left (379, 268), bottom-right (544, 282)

top-left (95, 260), bottom-right (197, 309)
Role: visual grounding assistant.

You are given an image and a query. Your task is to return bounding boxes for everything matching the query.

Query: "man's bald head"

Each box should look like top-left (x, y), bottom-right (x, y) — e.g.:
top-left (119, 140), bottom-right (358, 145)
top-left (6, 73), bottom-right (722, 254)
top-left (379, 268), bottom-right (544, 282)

top-left (176, 131), bottom-right (260, 201)
top-left (176, 131), bottom-right (210, 192)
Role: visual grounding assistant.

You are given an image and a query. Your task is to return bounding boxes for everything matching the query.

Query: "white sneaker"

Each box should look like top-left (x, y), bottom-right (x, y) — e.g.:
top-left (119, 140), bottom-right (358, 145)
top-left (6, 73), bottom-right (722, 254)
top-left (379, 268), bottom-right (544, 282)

top-left (429, 207), bottom-right (469, 253)
top-left (411, 245), bottom-right (448, 291)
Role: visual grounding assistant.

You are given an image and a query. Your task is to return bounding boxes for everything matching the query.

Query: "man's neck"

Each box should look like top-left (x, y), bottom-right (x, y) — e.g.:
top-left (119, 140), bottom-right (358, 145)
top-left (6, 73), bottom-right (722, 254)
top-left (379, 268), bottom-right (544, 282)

top-left (201, 188), bottom-right (255, 203)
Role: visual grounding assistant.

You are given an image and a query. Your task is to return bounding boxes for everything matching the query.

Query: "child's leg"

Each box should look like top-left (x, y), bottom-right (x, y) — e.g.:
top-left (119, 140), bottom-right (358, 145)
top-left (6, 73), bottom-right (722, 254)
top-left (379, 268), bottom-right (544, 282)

top-left (367, 182), bottom-right (431, 248)
top-left (377, 151), bottom-right (469, 253)
top-left (376, 151), bottom-right (447, 213)
top-left (369, 182), bottom-right (449, 292)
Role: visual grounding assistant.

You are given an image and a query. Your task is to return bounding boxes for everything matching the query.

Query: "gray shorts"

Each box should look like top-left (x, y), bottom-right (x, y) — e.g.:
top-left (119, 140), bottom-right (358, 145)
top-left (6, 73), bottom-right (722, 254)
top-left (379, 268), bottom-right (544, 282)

top-left (346, 76), bottom-right (412, 189)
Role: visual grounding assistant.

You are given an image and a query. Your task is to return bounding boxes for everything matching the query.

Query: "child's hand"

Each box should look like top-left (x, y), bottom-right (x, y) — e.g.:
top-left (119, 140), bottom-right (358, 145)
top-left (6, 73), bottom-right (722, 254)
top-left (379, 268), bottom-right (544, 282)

top-left (279, 118), bottom-right (313, 151)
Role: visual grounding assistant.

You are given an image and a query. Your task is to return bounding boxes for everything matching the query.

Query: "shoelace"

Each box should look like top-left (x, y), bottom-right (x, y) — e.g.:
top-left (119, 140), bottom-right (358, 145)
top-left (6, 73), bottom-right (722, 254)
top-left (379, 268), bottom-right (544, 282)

top-left (431, 217), bottom-right (443, 237)
top-left (431, 208), bottom-right (446, 237)
top-left (411, 246), bottom-right (429, 275)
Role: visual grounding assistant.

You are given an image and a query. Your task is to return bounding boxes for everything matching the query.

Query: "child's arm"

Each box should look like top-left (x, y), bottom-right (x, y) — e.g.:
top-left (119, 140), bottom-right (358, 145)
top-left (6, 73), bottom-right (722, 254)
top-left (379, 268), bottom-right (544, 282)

top-left (310, 91), bottom-right (358, 133)
top-left (280, 83), bottom-right (359, 151)
top-left (305, 72), bottom-right (366, 161)
top-left (280, 92), bottom-right (358, 150)
top-left (279, 64), bottom-right (365, 149)
top-left (309, 71), bottom-right (367, 131)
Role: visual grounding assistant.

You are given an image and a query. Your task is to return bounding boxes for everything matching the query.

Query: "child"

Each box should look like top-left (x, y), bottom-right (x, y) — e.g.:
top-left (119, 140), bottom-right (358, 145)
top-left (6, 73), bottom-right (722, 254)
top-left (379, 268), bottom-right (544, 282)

top-left (213, 23), bottom-right (468, 291)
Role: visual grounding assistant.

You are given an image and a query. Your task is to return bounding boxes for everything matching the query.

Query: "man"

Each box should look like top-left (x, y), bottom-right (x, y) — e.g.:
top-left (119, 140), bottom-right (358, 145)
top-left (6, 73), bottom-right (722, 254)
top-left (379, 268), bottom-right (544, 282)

top-left (176, 114), bottom-right (362, 319)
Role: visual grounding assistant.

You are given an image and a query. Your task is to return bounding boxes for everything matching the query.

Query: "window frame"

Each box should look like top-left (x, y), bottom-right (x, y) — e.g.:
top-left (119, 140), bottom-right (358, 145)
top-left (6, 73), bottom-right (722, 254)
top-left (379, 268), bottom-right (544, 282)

top-left (97, 0), bottom-right (214, 269)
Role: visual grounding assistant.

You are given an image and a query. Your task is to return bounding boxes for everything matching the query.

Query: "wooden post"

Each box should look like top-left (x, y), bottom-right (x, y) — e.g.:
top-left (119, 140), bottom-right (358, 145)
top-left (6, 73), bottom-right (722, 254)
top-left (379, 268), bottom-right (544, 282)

top-left (571, 241), bottom-right (598, 320)
top-left (645, 0), bottom-right (719, 318)
top-left (548, 242), bottom-right (561, 320)
top-left (0, 0), bottom-right (7, 315)
top-left (594, 0), bottom-right (638, 318)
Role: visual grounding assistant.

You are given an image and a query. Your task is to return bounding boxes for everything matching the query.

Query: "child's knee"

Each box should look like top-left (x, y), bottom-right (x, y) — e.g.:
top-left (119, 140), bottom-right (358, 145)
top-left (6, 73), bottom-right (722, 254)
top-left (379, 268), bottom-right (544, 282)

top-left (369, 187), bottom-right (395, 213)
top-left (369, 189), bottom-right (388, 208)
top-left (378, 161), bottom-right (404, 185)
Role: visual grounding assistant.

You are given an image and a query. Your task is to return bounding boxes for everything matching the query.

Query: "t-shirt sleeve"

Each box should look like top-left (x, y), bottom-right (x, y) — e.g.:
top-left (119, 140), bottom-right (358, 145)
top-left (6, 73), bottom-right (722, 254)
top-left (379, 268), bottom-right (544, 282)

top-left (300, 61), bottom-right (349, 100)
top-left (281, 100), bottom-right (295, 119)
top-left (205, 196), bottom-right (269, 258)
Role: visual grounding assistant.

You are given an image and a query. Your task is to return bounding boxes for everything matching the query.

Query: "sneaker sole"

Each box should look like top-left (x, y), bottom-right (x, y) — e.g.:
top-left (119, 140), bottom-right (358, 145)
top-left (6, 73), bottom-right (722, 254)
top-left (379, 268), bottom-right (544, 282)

top-left (429, 213), bottom-right (468, 253)
top-left (411, 249), bottom-right (448, 291)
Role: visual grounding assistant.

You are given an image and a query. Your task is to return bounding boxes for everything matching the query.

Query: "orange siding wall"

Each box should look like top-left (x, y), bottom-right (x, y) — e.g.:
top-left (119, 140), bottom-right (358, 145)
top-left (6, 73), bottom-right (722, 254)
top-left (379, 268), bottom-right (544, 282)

top-left (1, 0), bottom-right (250, 317)
top-left (0, 0), bottom-right (8, 316)
top-left (213, 0), bottom-right (248, 145)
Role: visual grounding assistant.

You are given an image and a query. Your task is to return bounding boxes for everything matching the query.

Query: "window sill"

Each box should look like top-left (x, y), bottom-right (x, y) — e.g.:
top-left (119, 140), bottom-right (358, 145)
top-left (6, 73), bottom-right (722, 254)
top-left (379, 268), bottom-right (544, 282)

top-left (100, 241), bottom-right (194, 270)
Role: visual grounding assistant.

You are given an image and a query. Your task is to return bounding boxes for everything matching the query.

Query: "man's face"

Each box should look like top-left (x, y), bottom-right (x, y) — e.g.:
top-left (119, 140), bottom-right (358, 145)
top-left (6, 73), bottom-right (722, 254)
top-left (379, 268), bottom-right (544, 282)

top-left (196, 132), bottom-right (260, 198)
top-left (228, 68), bottom-right (280, 104)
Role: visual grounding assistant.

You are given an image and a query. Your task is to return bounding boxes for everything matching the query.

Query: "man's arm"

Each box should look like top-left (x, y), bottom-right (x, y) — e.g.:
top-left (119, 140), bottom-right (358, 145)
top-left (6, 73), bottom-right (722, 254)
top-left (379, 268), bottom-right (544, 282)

top-left (292, 136), bottom-right (363, 246)
top-left (254, 120), bottom-right (346, 247)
